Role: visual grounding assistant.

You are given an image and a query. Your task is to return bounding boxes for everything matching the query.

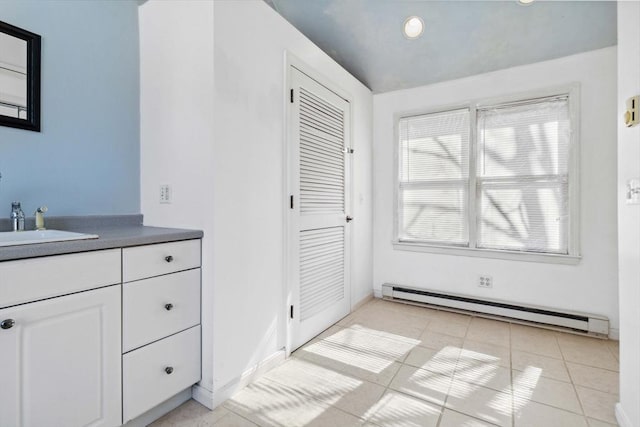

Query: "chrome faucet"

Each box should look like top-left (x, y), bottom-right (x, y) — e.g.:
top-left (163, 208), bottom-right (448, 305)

top-left (10, 202), bottom-right (25, 231)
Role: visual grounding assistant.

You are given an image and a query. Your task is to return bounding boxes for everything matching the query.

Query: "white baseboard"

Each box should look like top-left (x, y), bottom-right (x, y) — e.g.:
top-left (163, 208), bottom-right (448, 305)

top-left (194, 349), bottom-right (287, 410)
top-left (616, 402), bottom-right (632, 427)
top-left (192, 383), bottom-right (215, 410)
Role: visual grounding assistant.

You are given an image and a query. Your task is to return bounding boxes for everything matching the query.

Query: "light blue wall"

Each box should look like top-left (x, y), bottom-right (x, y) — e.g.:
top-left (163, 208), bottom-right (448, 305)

top-left (0, 0), bottom-right (140, 216)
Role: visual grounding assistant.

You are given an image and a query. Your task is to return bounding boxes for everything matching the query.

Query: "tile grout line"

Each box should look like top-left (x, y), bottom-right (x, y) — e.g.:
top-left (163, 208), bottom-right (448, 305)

top-left (434, 312), bottom-right (472, 427)
top-left (556, 332), bottom-right (590, 421)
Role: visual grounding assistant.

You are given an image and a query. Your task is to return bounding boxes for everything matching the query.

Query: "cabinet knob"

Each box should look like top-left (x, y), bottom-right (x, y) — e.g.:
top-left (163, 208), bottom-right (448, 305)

top-left (164, 255), bottom-right (174, 263)
top-left (165, 303), bottom-right (174, 311)
top-left (1, 319), bottom-right (15, 330)
top-left (165, 366), bottom-right (174, 375)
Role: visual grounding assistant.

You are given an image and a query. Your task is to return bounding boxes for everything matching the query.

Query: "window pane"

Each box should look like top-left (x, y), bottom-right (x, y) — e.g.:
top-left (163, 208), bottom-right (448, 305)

top-left (478, 180), bottom-right (568, 254)
top-left (398, 109), bottom-right (470, 245)
top-left (478, 98), bottom-right (570, 178)
top-left (399, 184), bottom-right (468, 245)
top-left (399, 109), bottom-right (470, 181)
top-left (477, 97), bottom-right (571, 254)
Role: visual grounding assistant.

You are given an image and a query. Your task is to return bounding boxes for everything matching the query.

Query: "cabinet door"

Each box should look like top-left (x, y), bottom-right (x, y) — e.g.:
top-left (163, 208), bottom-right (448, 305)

top-left (0, 285), bottom-right (122, 427)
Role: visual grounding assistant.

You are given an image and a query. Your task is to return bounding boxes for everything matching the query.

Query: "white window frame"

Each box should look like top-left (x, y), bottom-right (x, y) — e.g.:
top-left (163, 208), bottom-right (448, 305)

top-left (393, 84), bottom-right (581, 265)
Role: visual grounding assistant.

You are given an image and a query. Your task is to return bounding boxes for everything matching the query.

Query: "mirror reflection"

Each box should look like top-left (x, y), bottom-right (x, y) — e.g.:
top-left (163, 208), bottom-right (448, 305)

top-left (0, 31), bottom-right (28, 119)
top-left (0, 20), bottom-right (40, 132)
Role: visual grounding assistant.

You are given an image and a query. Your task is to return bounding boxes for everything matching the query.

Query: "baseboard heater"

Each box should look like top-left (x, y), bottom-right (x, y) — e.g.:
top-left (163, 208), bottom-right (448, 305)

top-left (381, 283), bottom-right (609, 336)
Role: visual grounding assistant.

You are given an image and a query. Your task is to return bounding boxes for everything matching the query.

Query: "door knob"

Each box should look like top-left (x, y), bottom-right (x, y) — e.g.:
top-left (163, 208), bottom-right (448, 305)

top-left (165, 303), bottom-right (174, 311)
top-left (164, 255), bottom-right (174, 263)
top-left (1, 319), bottom-right (15, 330)
top-left (165, 366), bottom-right (174, 375)
top-left (346, 216), bottom-right (354, 223)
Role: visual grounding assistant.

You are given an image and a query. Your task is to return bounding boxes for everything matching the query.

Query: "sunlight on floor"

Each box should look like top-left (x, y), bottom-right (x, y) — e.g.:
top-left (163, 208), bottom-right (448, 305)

top-left (512, 365), bottom-right (543, 411)
top-left (364, 391), bottom-right (441, 427)
top-left (226, 378), bottom-right (328, 427)
top-left (300, 324), bottom-right (419, 374)
top-left (151, 300), bottom-right (620, 427)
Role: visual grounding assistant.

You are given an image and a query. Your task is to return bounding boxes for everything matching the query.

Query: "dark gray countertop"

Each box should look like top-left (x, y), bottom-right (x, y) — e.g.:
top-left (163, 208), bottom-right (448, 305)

top-left (0, 215), bottom-right (203, 261)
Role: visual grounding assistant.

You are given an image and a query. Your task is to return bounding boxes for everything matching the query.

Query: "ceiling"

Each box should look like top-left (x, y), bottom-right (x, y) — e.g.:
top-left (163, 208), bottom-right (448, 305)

top-left (264, 0), bottom-right (617, 93)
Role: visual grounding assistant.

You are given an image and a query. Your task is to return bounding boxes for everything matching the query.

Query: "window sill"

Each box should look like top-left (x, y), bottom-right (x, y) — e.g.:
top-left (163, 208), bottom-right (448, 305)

top-left (392, 241), bottom-right (581, 265)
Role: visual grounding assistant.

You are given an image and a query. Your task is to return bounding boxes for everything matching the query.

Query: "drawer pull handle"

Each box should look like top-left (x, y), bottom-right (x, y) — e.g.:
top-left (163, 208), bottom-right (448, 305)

top-left (1, 319), bottom-right (15, 330)
top-left (165, 366), bottom-right (174, 375)
top-left (164, 255), bottom-right (174, 263)
top-left (165, 303), bottom-right (174, 311)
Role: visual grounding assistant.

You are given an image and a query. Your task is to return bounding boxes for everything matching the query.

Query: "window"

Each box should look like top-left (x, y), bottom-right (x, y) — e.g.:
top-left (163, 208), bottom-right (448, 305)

top-left (398, 109), bottom-right (470, 245)
top-left (396, 89), bottom-right (578, 261)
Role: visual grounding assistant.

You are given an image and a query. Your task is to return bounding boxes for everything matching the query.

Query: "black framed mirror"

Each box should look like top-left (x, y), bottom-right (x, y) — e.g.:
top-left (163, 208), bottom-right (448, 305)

top-left (0, 20), bottom-right (41, 132)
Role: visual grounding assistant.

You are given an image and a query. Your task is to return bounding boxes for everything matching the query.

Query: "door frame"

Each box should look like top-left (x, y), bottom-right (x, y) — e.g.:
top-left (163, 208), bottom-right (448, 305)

top-left (283, 52), bottom-right (354, 356)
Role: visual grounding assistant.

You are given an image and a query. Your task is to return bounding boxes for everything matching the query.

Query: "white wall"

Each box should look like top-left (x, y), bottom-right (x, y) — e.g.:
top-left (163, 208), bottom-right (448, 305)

top-left (140, 0), bottom-right (373, 404)
top-left (616, 2), bottom-right (640, 426)
top-left (213, 0), bottom-right (372, 394)
top-left (138, 0), bottom-right (216, 395)
top-left (373, 48), bottom-right (619, 333)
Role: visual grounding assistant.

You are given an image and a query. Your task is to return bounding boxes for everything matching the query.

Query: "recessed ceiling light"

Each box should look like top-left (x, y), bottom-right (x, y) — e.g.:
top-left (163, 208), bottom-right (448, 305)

top-left (518, 0), bottom-right (535, 5)
top-left (403, 16), bottom-right (424, 39)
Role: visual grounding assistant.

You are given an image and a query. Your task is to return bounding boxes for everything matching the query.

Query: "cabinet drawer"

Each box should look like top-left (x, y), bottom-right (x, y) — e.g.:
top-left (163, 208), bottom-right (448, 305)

top-left (123, 325), bottom-right (201, 422)
top-left (122, 240), bottom-right (200, 282)
top-left (123, 269), bottom-right (201, 352)
top-left (0, 249), bottom-right (121, 309)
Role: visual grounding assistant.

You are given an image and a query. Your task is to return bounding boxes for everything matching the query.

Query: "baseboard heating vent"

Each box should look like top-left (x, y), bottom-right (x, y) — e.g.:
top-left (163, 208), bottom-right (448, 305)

top-left (381, 283), bottom-right (609, 336)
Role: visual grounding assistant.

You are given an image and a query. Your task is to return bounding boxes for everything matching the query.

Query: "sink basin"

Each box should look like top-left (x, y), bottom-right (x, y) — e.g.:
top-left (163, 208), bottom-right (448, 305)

top-left (0, 230), bottom-right (99, 247)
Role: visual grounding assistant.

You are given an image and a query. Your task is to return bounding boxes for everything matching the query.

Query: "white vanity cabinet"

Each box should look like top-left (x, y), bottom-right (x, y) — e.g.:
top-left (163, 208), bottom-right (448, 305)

top-left (122, 240), bottom-right (202, 423)
top-left (0, 238), bottom-right (202, 427)
top-left (0, 250), bottom-right (122, 427)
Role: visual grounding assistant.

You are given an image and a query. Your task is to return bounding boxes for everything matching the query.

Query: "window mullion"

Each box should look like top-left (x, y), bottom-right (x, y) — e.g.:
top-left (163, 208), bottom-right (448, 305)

top-left (468, 104), bottom-right (479, 249)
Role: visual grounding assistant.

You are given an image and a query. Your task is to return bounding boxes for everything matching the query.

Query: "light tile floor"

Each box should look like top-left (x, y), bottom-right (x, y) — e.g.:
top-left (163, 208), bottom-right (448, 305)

top-left (150, 299), bottom-right (620, 427)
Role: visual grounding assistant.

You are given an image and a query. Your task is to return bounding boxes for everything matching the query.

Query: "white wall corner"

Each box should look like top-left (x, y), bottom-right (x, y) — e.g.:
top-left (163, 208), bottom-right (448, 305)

top-left (352, 292), bottom-right (374, 311)
top-left (616, 402), bottom-right (633, 427)
top-left (608, 327), bottom-right (620, 341)
top-left (209, 350), bottom-right (286, 409)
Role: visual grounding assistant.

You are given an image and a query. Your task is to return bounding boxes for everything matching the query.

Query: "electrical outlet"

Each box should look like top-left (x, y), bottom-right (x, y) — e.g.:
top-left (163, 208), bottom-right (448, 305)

top-left (479, 275), bottom-right (493, 288)
top-left (159, 185), bottom-right (172, 204)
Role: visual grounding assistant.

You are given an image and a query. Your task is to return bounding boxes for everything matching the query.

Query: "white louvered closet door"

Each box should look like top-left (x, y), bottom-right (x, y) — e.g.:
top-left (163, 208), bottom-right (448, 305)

top-left (289, 67), bottom-right (351, 350)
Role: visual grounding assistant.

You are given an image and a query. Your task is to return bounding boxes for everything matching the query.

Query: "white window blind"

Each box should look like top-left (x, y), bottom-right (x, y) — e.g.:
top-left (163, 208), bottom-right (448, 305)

top-left (477, 97), bottom-right (570, 254)
top-left (398, 109), bottom-right (470, 245)
top-left (396, 91), bottom-right (576, 258)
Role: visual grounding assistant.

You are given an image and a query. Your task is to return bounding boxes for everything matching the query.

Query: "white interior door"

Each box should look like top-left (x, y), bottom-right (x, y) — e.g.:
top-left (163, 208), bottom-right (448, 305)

top-left (288, 66), bottom-right (351, 351)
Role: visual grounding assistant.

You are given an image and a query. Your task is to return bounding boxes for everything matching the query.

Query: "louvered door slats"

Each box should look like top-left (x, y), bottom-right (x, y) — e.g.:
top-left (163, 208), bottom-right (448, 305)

top-left (300, 111), bottom-right (343, 138)
top-left (300, 148), bottom-right (343, 168)
top-left (301, 158), bottom-right (344, 176)
top-left (301, 171), bottom-right (344, 185)
top-left (300, 129), bottom-right (344, 150)
top-left (300, 90), bottom-right (343, 120)
top-left (300, 226), bottom-right (345, 320)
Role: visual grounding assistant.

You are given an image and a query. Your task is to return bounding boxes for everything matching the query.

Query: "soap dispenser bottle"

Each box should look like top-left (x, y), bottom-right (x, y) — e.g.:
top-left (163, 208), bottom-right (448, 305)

top-left (35, 206), bottom-right (47, 230)
top-left (10, 202), bottom-right (25, 231)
